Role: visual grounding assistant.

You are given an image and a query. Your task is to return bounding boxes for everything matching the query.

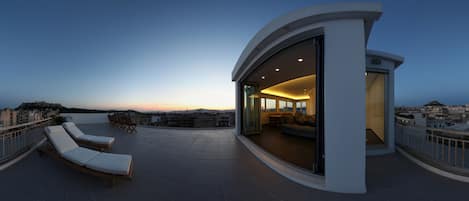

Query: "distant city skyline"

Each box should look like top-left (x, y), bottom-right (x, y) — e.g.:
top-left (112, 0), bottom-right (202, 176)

top-left (1, 0), bottom-right (469, 111)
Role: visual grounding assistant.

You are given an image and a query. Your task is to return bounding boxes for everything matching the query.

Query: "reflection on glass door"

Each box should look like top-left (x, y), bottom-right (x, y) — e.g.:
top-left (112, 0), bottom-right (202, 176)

top-left (243, 84), bottom-right (260, 135)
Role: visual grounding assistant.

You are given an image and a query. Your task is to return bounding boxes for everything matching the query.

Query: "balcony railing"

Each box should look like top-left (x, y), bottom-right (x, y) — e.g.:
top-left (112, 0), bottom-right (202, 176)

top-left (0, 118), bottom-right (53, 164)
top-left (396, 123), bottom-right (469, 175)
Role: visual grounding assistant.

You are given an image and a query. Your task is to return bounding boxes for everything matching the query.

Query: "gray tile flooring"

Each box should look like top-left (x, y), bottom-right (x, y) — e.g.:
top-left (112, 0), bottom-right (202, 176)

top-left (1, 123), bottom-right (469, 201)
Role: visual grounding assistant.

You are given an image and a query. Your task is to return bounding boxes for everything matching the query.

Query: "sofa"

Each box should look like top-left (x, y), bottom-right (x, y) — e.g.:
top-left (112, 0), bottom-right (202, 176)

top-left (281, 113), bottom-right (316, 139)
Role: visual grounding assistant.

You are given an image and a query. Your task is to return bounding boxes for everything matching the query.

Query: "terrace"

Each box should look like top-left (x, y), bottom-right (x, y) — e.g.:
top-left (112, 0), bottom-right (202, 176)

top-left (1, 121), bottom-right (469, 201)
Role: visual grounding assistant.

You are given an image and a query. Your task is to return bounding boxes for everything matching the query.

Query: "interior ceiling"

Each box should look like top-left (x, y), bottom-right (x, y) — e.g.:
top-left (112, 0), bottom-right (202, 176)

top-left (261, 75), bottom-right (316, 100)
top-left (245, 39), bottom-right (316, 90)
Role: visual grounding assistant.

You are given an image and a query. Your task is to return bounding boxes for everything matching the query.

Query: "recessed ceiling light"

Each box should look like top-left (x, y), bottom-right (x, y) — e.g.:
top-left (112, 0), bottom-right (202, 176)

top-left (297, 58), bottom-right (304, 62)
top-left (275, 68), bottom-right (280, 72)
top-left (261, 76), bottom-right (265, 80)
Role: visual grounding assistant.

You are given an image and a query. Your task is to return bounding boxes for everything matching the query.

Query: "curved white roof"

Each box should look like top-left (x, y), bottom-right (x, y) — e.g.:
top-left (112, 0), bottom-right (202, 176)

top-left (232, 2), bottom-right (383, 81)
top-left (367, 49), bottom-right (404, 68)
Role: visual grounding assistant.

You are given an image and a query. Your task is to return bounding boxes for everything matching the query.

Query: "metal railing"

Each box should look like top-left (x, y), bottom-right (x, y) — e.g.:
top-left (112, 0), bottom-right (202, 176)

top-left (0, 118), bottom-right (53, 164)
top-left (396, 123), bottom-right (469, 173)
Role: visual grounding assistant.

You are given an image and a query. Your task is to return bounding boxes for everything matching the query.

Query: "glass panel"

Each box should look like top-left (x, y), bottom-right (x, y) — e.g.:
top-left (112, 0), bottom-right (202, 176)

top-left (296, 101), bottom-right (306, 114)
top-left (243, 84), bottom-right (260, 135)
top-left (278, 100), bottom-right (293, 112)
top-left (366, 72), bottom-right (386, 145)
top-left (266, 98), bottom-right (276, 112)
top-left (261, 98), bottom-right (266, 112)
top-left (279, 100), bottom-right (286, 112)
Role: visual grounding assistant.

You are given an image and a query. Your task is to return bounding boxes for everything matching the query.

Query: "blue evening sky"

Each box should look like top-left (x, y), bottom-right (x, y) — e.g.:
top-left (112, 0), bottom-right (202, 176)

top-left (1, 0), bottom-right (468, 110)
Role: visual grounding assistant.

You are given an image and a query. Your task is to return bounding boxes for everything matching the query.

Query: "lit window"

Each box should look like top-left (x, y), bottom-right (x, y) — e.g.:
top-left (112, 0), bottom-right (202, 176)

top-left (296, 101), bottom-right (307, 114)
top-left (279, 100), bottom-right (293, 112)
top-left (266, 98), bottom-right (276, 112)
top-left (261, 98), bottom-right (266, 111)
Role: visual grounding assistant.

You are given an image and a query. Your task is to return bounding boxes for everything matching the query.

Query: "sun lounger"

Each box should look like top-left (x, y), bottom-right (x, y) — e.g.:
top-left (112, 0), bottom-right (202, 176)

top-left (39, 125), bottom-right (133, 184)
top-left (62, 122), bottom-right (114, 151)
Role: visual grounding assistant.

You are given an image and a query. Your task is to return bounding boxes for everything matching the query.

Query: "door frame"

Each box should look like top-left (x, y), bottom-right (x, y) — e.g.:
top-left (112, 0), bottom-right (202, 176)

top-left (240, 82), bottom-right (261, 136)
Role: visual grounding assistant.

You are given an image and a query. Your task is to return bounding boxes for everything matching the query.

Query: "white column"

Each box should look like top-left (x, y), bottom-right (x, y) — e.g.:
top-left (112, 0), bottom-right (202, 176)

top-left (323, 19), bottom-right (367, 193)
top-left (235, 81), bottom-right (242, 135)
top-left (387, 70), bottom-right (395, 152)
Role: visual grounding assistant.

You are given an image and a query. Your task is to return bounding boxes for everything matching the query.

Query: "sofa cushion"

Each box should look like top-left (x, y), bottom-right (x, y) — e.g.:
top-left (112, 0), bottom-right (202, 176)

top-left (62, 122), bottom-right (85, 139)
top-left (85, 153), bottom-right (132, 175)
top-left (281, 124), bottom-right (316, 139)
top-left (62, 147), bottom-right (100, 166)
top-left (45, 126), bottom-right (79, 155)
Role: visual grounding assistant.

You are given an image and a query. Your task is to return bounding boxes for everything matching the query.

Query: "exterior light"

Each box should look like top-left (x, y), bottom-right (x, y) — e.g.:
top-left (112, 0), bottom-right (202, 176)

top-left (275, 68), bottom-right (280, 72)
top-left (297, 58), bottom-right (304, 62)
top-left (261, 76), bottom-right (265, 80)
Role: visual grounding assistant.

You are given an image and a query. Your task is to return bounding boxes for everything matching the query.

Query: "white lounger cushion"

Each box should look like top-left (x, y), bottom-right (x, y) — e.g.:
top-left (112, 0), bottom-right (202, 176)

top-left (63, 122), bottom-right (115, 146)
top-left (62, 122), bottom-right (85, 138)
top-left (44, 125), bottom-right (132, 176)
top-left (85, 153), bottom-right (132, 175)
top-left (45, 126), bottom-right (79, 154)
top-left (62, 147), bottom-right (100, 166)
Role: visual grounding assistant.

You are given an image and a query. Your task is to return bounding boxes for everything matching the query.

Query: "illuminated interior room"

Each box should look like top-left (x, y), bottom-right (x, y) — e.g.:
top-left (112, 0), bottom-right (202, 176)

top-left (242, 39), bottom-right (319, 171)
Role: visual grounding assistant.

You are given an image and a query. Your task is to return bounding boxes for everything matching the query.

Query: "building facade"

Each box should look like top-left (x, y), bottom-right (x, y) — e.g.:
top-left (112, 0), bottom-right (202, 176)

top-left (0, 108), bottom-right (17, 127)
top-left (232, 3), bottom-right (403, 193)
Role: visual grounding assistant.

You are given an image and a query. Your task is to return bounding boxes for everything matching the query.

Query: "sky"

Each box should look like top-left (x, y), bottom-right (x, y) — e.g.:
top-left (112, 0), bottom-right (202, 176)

top-left (1, 0), bottom-right (468, 111)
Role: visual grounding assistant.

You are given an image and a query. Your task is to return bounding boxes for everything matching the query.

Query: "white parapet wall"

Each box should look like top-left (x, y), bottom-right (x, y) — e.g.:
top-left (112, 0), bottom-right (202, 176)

top-left (60, 113), bottom-right (110, 124)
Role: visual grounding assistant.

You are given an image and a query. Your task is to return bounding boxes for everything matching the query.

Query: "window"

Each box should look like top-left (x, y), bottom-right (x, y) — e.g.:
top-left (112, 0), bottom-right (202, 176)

top-left (261, 98), bottom-right (266, 111)
top-left (266, 98), bottom-right (276, 112)
top-left (296, 101), bottom-right (307, 114)
top-left (279, 100), bottom-right (293, 112)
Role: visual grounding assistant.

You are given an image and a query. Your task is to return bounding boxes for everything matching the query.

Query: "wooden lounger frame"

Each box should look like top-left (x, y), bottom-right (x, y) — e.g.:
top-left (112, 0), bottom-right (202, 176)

top-left (38, 134), bottom-right (133, 186)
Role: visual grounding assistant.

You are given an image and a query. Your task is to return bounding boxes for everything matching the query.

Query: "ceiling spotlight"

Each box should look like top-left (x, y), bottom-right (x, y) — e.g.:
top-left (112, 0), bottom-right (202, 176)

top-left (261, 76), bottom-right (265, 80)
top-left (297, 58), bottom-right (304, 62)
top-left (275, 68), bottom-right (280, 72)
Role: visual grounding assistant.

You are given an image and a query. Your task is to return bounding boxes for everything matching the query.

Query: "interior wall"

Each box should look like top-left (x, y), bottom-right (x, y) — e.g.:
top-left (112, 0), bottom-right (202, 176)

top-left (306, 89), bottom-right (316, 115)
top-left (366, 73), bottom-right (385, 141)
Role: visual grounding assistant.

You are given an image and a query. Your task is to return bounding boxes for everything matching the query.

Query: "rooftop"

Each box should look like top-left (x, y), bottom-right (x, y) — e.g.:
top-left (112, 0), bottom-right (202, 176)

top-left (1, 123), bottom-right (469, 201)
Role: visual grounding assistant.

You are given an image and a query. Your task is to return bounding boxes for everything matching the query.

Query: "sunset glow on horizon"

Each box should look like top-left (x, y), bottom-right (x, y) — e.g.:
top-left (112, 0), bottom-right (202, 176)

top-left (2, 0), bottom-right (469, 110)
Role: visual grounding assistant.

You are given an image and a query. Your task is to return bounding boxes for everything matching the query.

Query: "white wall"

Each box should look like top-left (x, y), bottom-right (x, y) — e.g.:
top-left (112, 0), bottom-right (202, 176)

top-left (60, 113), bottom-right (109, 124)
top-left (235, 82), bottom-right (242, 135)
top-left (324, 19), bottom-right (367, 193)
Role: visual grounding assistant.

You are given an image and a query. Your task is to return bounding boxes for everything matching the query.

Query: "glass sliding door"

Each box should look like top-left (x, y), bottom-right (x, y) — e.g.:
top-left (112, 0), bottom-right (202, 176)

top-left (243, 84), bottom-right (261, 135)
top-left (314, 36), bottom-right (325, 174)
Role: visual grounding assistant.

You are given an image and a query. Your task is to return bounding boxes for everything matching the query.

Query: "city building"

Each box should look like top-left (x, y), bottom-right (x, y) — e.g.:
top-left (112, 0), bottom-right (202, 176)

top-left (423, 100), bottom-right (448, 118)
top-left (0, 108), bottom-right (17, 127)
top-left (28, 110), bottom-right (43, 122)
top-left (16, 110), bottom-right (30, 124)
top-left (232, 2), bottom-right (403, 193)
top-left (395, 113), bottom-right (416, 126)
